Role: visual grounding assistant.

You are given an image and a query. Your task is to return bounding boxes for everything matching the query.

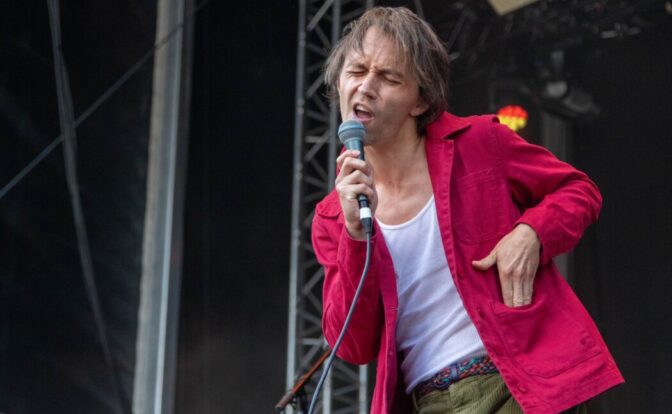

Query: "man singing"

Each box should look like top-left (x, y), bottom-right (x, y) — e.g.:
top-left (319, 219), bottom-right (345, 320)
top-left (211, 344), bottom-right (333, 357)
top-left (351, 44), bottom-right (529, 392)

top-left (311, 7), bottom-right (623, 414)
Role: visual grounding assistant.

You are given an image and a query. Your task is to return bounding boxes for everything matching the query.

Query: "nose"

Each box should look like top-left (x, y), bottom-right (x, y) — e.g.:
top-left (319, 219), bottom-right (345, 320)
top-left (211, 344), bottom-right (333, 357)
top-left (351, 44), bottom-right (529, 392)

top-left (358, 72), bottom-right (377, 99)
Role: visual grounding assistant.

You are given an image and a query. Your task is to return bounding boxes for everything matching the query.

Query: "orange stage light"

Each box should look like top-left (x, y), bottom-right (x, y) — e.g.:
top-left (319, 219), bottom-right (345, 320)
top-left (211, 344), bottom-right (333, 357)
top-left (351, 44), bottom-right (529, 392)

top-left (497, 105), bottom-right (528, 132)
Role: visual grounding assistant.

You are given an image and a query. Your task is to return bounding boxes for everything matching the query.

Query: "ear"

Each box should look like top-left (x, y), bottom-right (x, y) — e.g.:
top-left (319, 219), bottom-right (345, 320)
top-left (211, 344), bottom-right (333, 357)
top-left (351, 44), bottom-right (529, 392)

top-left (410, 97), bottom-right (429, 117)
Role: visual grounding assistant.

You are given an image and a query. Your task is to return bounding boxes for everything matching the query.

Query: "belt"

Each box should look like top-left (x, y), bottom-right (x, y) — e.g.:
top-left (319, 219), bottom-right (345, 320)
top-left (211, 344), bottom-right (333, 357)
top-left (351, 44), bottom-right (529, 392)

top-left (414, 355), bottom-right (498, 399)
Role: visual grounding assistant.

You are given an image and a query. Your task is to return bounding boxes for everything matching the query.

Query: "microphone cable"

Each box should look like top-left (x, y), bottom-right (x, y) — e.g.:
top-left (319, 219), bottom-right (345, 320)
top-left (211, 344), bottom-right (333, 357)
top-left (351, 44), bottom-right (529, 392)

top-left (307, 228), bottom-right (373, 414)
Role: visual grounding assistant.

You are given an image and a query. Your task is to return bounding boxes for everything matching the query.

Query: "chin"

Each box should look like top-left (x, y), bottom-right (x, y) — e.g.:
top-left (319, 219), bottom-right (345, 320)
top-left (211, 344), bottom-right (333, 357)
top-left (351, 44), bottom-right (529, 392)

top-left (362, 132), bottom-right (377, 146)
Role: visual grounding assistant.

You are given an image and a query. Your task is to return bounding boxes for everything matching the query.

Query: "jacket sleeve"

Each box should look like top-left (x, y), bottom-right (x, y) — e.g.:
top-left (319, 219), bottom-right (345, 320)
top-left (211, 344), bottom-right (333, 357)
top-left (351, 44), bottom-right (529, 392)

top-left (312, 210), bottom-right (384, 365)
top-left (494, 121), bottom-right (603, 265)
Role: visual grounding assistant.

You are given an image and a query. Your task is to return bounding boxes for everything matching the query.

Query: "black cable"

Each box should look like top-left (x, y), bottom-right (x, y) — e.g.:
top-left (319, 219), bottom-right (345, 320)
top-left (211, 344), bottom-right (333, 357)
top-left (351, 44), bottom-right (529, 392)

top-left (0, 0), bottom-right (211, 201)
top-left (307, 230), bottom-right (373, 414)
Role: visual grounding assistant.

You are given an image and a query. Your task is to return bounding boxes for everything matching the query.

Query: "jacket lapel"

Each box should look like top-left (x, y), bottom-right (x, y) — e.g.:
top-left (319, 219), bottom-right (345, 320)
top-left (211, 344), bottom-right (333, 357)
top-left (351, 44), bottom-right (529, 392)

top-left (425, 113), bottom-right (471, 280)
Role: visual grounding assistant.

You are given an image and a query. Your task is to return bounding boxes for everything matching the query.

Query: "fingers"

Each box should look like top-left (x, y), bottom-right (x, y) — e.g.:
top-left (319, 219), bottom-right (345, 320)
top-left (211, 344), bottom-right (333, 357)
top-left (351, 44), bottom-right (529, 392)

top-left (501, 273), bottom-right (514, 307)
top-left (336, 151), bottom-right (371, 189)
top-left (336, 149), bottom-right (359, 167)
top-left (477, 227), bottom-right (540, 307)
top-left (474, 250), bottom-right (535, 307)
top-left (336, 168), bottom-right (374, 198)
top-left (335, 150), bottom-right (374, 199)
top-left (512, 277), bottom-right (525, 307)
top-left (471, 252), bottom-right (496, 271)
top-left (336, 150), bottom-right (369, 177)
top-left (338, 169), bottom-right (373, 188)
top-left (476, 252), bottom-right (535, 307)
top-left (338, 182), bottom-right (376, 203)
top-left (522, 269), bottom-right (534, 305)
top-left (334, 149), bottom-right (377, 240)
top-left (504, 269), bottom-right (534, 307)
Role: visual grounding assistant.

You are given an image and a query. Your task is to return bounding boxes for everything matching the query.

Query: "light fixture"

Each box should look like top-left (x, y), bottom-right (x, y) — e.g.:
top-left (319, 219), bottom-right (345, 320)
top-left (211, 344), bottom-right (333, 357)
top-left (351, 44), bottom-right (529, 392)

top-left (497, 105), bottom-right (528, 131)
top-left (487, 0), bottom-right (539, 15)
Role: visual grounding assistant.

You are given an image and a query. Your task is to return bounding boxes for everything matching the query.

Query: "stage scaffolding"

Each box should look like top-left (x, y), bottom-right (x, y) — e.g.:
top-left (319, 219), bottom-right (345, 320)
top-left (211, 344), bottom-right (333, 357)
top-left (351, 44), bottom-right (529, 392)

top-left (286, 1), bottom-right (373, 413)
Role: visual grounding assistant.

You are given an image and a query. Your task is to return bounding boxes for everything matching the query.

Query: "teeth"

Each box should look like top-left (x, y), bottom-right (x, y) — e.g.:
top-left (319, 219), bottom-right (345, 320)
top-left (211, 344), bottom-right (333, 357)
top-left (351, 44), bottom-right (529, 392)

top-left (354, 105), bottom-right (371, 116)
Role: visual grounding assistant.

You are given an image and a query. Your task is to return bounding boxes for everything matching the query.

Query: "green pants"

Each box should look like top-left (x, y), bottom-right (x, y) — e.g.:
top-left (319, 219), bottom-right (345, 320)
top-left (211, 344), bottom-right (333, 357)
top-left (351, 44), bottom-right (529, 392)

top-left (412, 373), bottom-right (587, 414)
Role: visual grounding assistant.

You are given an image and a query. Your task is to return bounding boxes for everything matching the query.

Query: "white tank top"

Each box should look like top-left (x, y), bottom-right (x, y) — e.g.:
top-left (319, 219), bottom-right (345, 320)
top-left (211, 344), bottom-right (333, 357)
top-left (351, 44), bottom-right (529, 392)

top-left (378, 196), bottom-right (486, 394)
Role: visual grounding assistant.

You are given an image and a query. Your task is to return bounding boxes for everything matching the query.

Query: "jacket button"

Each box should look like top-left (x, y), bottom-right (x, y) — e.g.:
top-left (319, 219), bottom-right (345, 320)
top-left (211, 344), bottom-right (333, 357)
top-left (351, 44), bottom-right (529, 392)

top-left (517, 384), bottom-right (528, 393)
top-left (493, 347), bottom-right (503, 356)
top-left (477, 308), bottom-right (485, 319)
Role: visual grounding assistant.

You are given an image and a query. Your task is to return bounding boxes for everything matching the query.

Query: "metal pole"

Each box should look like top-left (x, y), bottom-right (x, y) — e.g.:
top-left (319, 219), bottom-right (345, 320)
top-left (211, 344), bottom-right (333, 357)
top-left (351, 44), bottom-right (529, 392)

top-left (286, 1), bottom-right (308, 412)
top-left (133, 0), bottom-right (194, 413)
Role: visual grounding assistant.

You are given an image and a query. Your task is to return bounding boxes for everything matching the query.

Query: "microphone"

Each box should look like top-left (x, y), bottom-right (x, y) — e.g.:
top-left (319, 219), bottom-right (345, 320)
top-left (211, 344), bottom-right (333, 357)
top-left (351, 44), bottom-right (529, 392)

top-left (337, 119), bottom-right (372, 234)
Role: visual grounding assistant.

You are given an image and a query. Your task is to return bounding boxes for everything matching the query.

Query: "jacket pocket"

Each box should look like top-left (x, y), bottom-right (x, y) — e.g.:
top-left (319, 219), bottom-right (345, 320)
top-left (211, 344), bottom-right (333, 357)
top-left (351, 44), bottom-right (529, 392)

top-left (453, 169), bottom-right (507, 244)
top-left (490, 297), bottom-right (601, 378)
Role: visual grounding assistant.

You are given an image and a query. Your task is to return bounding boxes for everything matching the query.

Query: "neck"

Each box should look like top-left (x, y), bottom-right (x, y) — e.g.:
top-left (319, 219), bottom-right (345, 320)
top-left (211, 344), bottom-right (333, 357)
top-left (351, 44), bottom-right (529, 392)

top-left (366, 127), bottom-right (427, 195)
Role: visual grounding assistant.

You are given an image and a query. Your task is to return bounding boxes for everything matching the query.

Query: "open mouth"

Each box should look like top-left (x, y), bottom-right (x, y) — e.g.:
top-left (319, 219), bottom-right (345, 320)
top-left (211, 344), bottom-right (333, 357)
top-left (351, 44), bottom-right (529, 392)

top-left (353, 104), bottom-right (374, 121)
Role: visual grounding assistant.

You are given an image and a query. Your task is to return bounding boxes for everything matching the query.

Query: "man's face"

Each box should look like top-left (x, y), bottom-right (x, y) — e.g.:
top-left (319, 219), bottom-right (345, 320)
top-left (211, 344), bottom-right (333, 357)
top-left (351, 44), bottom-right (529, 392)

top-left (337, 27), bottom-right (428, 144)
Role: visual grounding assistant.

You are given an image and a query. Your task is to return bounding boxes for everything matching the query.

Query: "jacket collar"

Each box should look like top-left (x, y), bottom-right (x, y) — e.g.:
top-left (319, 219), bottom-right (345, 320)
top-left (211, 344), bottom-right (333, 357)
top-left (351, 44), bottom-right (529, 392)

top-left (426, 112), bottom-right (471, 140)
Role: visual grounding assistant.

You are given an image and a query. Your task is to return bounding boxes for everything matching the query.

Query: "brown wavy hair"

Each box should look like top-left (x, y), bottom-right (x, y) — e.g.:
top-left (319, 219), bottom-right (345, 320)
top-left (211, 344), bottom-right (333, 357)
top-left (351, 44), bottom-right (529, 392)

top-left (324, 7), bottom-right (450, 134)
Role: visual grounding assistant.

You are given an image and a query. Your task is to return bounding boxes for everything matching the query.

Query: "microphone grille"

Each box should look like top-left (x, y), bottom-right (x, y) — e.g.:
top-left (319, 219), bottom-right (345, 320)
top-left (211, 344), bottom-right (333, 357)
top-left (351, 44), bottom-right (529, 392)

top-left (337, 119), bottom-right (365, 144)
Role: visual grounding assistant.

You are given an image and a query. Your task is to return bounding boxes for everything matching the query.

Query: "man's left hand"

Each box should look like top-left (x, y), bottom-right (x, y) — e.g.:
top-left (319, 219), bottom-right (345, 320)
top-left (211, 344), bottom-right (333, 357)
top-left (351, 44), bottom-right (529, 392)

top-left (471, 224), bottom-right (541, 307)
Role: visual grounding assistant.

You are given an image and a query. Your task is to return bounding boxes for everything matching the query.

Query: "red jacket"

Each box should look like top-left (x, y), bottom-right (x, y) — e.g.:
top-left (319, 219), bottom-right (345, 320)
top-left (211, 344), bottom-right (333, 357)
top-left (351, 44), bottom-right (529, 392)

top-left (312, 113), bottom-right (624, 413)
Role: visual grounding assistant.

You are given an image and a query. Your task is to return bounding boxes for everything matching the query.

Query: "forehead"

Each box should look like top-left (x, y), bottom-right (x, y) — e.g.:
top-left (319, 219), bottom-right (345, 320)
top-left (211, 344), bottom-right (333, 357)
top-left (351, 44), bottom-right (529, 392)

top-left (343, 28), bottom-right (408, 70)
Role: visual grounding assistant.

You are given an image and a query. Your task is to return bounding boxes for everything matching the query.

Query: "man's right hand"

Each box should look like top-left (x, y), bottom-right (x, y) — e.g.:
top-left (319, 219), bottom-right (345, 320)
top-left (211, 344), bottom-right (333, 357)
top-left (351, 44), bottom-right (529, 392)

top-left (335, 149), bottom-right (378, 240)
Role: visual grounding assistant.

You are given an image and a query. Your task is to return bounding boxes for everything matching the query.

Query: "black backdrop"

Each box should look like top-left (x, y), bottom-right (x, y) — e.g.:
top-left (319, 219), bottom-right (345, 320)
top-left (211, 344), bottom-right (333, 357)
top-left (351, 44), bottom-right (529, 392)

top-left (1, 1), bottom-right (155, 413)
top-left (175, 1), bottom-right (297, 412)
top-left (571, 20), bottom-right (672, 413)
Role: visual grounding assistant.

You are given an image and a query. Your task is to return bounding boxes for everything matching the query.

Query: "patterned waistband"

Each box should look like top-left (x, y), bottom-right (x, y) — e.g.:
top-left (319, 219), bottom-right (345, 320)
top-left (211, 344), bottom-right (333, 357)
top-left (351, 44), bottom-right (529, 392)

top-left (414, 355), bottom-right (498, 399)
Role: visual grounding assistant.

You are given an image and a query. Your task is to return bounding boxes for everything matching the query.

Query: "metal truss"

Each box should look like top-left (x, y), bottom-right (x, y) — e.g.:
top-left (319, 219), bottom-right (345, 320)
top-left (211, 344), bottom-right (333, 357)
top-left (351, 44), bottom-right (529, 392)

top-left (286, 1), bottom-right (372, 413)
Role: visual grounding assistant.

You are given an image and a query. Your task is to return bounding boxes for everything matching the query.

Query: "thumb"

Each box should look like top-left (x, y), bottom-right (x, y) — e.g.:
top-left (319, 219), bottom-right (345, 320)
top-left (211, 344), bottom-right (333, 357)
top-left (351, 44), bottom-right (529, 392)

top-left (472, 251), bottom-right (496, 271)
